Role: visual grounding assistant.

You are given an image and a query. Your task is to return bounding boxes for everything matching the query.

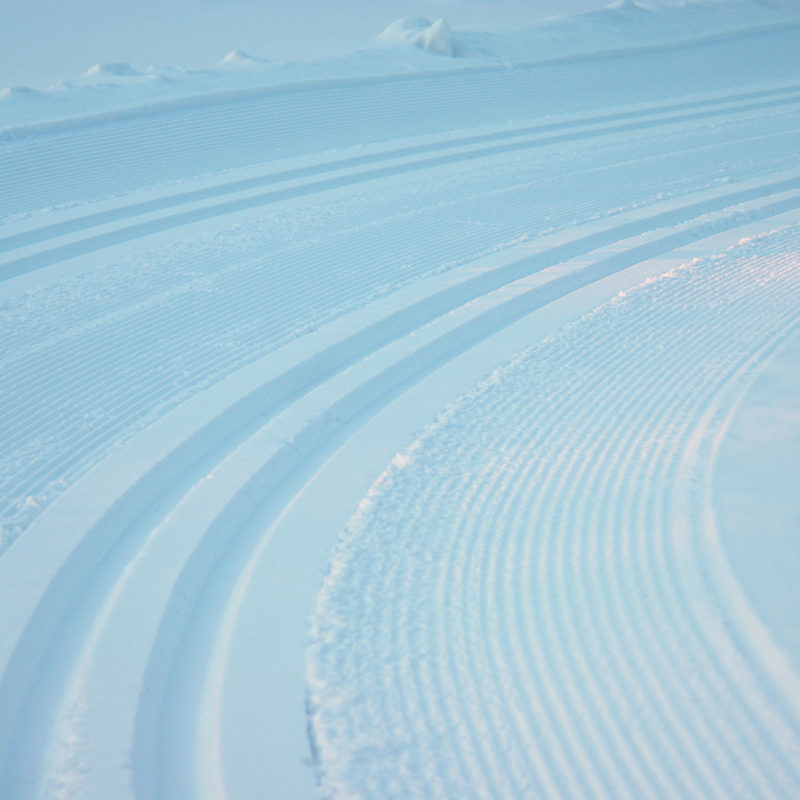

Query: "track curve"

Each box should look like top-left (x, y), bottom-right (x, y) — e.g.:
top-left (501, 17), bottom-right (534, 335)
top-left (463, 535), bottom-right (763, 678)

top-left (1, 22), bottom-right (800, 799)
top-left (308, 226), bottom-right (800, 799)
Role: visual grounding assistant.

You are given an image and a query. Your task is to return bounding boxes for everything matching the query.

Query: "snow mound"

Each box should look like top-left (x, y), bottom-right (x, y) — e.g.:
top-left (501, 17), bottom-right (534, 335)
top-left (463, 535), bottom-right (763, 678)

top-left (0, 86), bottom-right (39, 99)
top-left (220, 49), bottom-right (268, 67)
top-left (83, 62), bottom-right (143, 78)
top-left (576, 0), bottom-right (653, 32)
top-left (599, 0), bottom-right (650, 21)
top-left (377, 16), bottom-right (454, 57)
top-left (606, 0), bottom-right (644, 10)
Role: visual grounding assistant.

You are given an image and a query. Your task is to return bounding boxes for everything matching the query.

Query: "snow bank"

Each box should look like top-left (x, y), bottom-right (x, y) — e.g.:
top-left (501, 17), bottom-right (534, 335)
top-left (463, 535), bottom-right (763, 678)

top-left (2, 0), bottom-right (799, 129)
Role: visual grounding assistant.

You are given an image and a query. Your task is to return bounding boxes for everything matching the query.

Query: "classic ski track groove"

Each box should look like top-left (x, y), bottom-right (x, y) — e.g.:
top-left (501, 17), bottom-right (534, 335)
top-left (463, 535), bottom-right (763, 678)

top-left (3, 17), bottom-right (800, 221)
top-left (131, 203), bottom-right (799, 799)
top-left (2, 85), bottom-right (800, 280)
top-left (0, 188), bottom-right (796, 798)
top-left (214, 256), bottom-right (797, 799)
top-left (3, 119), bottom-right (792, 372)
top-left (1, 167), bottom-right (799, 533)
top-left (307, 230), bottom-right (800, 797)
top-left (1, 34), bottom-right (800, 794)
top-left (4, 127), bottom-right (796, 389)
top-left (0, 77), bottom-right (792, 252)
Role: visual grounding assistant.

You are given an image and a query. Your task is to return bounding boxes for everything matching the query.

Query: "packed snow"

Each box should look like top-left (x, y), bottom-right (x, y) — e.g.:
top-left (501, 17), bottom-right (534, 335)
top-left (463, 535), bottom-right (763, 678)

top-left (1, 1), bottom-right (799, 798)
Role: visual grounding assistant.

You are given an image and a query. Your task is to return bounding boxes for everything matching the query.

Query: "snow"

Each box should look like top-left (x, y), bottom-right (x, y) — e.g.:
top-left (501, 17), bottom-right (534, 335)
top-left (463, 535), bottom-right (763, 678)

top-left (309, 225), bottom-right (800, 796)
top-left (2, 0), bottom-right (799, 127)
top-left (0, 0), bottom-right (610, 91)
top-left (714, 325), bottom-right (800, 673)
top-left (1, 0), bottom-right (799, 798)
top-left (377, 17), bottom-right (455, 57)
top-left (219, 49), bottom-right (270, 68)
top-left (83, 62), bottom-right (144, 79)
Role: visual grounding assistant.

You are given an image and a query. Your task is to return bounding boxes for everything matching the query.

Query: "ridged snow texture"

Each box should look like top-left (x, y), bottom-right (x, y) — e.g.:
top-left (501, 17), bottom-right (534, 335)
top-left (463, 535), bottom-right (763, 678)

top-left (1, 16), bottom-right (799, 800)
top-left (309, 228), bottom-right (800, 799)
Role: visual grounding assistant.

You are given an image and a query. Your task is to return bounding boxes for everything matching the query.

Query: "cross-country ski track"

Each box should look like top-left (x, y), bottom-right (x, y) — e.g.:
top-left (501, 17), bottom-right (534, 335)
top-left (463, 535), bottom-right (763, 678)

top-left (1, 14), bottom-right (799, 800)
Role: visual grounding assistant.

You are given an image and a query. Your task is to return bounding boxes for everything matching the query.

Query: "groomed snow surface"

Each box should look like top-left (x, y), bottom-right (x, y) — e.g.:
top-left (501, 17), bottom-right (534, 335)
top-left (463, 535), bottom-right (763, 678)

top-left (1, 1), bottom-right (799, 798)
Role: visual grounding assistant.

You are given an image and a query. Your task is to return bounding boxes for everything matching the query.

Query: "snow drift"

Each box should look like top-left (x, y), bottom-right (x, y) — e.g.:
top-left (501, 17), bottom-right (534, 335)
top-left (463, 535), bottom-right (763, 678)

top-left (377, 16), bottom-right (455, 57)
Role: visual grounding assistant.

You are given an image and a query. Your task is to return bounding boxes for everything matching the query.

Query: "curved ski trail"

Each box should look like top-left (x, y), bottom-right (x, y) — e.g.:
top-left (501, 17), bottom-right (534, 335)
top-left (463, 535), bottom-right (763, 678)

top-left (308, 226), bottom-right (800, 798)
top-left (1, 22), bottom-right (799, 799)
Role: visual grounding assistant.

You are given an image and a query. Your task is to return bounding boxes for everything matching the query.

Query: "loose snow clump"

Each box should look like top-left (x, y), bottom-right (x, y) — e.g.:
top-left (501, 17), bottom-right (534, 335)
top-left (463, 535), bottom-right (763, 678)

top-left (377, 16), bottom-right (455, 57)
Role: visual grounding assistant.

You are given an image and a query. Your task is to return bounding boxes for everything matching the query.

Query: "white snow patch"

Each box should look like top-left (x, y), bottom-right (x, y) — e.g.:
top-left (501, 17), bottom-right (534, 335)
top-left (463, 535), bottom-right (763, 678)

top-left (0, 85), bottom-right (39, 99)
top-left (377, 16), bottom-right (455, 57)
top-left (220, 49), bottom-right (269, 67)
top-left (389, 453), bottom-right (413, 472)
top-left (606, 0), bottom-right (646, 12)
top-left (83, 62), bottom-right (143, 79)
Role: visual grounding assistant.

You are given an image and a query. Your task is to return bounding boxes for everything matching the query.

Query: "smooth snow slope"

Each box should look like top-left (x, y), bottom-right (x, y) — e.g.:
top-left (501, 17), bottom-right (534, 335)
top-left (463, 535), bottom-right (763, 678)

top-left (1, 1), bottom-right (799, 798)
top-left (713, 328), bottom-right (800, 674)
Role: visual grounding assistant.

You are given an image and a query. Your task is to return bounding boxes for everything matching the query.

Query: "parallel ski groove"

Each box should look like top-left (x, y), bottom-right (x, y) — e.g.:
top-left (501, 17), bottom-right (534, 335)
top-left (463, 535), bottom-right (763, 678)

top-left (0, 82), bottom-right (800, 262)
top-left (3, 22), bottom-right (799, 219)
top-left (2, 172), bottom-right (798, 537)
top-left (133, 211), bottom-right (798, 799)
top-left (2, 36), bottom-right (800, 796)
top-left (1, 81), bottom-right (798, 256)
